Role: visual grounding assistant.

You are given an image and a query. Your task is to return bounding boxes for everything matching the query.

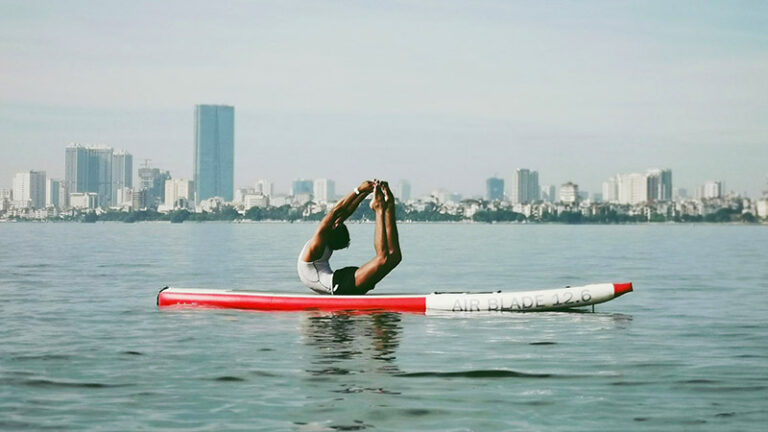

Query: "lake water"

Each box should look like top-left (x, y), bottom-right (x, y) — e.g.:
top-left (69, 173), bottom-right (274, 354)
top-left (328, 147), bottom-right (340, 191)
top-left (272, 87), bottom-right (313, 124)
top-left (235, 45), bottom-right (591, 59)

top-left (1, 222), bottom-right (767, 431)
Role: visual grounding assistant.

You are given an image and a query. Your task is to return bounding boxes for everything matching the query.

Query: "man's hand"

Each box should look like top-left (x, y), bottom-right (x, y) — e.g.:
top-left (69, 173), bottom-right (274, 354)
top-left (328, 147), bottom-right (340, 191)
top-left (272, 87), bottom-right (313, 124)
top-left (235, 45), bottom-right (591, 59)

top-left (359, 180), bottom-right (375, 194)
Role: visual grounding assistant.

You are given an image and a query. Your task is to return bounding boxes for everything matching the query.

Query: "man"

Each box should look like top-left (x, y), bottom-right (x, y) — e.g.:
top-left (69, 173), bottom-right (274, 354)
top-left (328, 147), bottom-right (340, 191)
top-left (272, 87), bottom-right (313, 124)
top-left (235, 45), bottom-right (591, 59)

top-left (297, 179), bottom-right (402, 295)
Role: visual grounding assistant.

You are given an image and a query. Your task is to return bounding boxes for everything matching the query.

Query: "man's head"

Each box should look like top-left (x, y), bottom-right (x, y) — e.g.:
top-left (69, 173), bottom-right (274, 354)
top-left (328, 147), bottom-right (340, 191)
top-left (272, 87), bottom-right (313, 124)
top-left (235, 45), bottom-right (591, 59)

top-left (328, 223), bottom-right (350, 250)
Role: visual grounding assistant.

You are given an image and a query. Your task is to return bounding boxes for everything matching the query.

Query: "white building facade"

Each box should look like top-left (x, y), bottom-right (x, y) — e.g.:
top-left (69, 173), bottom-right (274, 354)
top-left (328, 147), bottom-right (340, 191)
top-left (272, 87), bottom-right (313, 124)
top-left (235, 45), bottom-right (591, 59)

top-left (255, 179), bottom-right (274, 197)
top-left (313, 179), bottom-right (335, 204)
top-left (560, 182), bottom-right (578, 204)
top-left (12, 170), bottom-right (47, 209)
top-left (163, 179), bottom-right (194, 210)
top-left (510, 168), bottom-right (540, 204)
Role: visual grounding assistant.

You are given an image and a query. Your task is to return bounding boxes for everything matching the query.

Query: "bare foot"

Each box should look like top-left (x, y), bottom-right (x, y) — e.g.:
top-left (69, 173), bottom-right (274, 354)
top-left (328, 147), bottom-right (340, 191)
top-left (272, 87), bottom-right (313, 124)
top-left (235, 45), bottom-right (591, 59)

top-left (382, 182), bottom-right (396, 209)
top-left (380, 181), bottom-right (391, 202)
top-left (370, 184), bottom-right (384, 210)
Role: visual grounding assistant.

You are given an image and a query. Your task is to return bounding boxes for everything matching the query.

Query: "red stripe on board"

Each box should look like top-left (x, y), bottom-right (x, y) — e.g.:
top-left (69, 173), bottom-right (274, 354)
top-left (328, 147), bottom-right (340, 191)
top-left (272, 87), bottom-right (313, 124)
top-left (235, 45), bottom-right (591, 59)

top-left (158, 291), bottom-right (427, 313)
top-left (613, 282), bottom-right (633, 297)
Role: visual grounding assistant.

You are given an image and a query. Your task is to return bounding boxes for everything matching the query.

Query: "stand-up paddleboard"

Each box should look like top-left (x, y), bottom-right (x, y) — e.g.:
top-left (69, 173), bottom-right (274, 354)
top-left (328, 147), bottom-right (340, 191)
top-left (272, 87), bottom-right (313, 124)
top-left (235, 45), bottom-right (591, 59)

top-left (157, 282), bottom-right (632, 313)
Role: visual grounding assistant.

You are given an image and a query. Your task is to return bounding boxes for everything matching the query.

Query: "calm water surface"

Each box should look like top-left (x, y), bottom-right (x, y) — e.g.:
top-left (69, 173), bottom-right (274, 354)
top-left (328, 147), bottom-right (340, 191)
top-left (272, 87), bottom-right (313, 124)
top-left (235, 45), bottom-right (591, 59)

top-left (1, 223), bottom-right (767, 431)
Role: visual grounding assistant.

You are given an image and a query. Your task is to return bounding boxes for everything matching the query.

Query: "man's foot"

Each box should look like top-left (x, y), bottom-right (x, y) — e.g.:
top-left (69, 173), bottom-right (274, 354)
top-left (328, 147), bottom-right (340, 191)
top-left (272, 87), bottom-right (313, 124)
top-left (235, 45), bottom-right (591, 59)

top-left (370, 183), bottom-right (384, 210)
top-left (381, 182), bottom-right (396, 208)
top-left (380, 181), bottom-right (391, 202)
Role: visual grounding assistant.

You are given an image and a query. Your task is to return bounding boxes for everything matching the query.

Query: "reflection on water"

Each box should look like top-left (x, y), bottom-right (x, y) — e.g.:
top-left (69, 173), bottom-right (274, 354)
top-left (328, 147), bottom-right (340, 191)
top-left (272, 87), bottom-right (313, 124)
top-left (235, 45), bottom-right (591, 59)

top-left (426, 310), bottom-right (634, 328)
top-left (300, 312), bottom-right (403, 376)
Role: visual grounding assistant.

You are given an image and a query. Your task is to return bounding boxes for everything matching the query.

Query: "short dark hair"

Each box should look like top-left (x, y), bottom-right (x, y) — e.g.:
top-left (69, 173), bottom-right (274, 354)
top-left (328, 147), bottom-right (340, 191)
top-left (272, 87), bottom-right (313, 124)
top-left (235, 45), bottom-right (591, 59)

top-left (327, 223), bottom-right (350, 250)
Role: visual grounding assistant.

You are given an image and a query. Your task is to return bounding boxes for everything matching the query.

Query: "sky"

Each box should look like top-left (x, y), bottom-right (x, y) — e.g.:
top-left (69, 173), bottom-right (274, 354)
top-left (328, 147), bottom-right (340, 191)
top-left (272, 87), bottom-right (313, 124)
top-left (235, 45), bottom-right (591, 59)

top-left (1, 0), bottom-right (767, 197)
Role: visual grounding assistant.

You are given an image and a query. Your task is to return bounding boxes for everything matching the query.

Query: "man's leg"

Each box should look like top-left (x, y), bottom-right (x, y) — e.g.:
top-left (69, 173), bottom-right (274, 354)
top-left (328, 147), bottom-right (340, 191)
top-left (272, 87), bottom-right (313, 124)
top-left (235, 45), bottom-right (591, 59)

top-left (354, 184), bottom-right (390, 291)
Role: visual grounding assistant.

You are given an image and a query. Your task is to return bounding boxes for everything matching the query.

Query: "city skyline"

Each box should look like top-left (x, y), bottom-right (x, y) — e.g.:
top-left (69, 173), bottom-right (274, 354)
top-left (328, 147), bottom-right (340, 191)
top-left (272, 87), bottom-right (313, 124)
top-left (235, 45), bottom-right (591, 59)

top-left (1, 1), bottom-right (767, 197)
top-left (2, 142), bottom-right (761, 204)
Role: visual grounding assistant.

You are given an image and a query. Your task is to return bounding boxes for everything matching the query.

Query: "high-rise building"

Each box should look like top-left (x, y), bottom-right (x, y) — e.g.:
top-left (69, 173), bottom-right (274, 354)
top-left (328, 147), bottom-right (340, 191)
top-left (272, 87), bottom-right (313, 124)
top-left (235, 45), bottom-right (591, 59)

top-left (292, 179), bottom-right (314, 196)
top-left (616, 173), bottom-right (648, 204)
top-left (194, 104), bottom-right (234, 202)
top-left (486, 177), bottom-right (504, 201)
top-left (397, 180), bottom-right (411, 202)
top-left (65, 145), bottom-right (88, 197)
top-left (111, 151), bottom-right (133, 206)
top-left (45, 178), bottom-right (65, 209)
top-left (646, 168), bottom-right (672, 201)
top-left (313, 179), bottom-right (335, 203)
top-left (699, 181), bottom-right (723, 199)
top-left (255, 179), bottom-right (274, 197)
top-left (559, 182), bottom-right (578, 204)
top-left (138, 165), bottom-right (171, 209)
top-left (660, 169), bottom-right (673, 201)
top-left (510, 169), bottom-right (540, 204)
top-left (602, 176), bottom-right (619, 203)
top-left (605, 169), bottom-right (672, 205)
top-left (164, 179), bottom-right (194, 209)
top-left (12, 170), bottom-right (46, 209)
top-left (65, 144), bottom-right (114, 207)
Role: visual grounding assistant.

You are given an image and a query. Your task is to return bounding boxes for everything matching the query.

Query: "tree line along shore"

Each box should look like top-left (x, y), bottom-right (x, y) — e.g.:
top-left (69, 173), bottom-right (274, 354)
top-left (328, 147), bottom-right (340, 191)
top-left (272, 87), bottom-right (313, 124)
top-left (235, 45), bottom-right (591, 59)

top-left (2, 201), bottom-right (763, 224)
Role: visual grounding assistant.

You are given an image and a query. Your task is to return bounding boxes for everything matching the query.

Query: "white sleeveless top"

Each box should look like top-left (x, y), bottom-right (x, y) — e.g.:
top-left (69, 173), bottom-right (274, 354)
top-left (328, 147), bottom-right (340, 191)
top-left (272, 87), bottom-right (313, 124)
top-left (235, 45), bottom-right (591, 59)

top-left (297, 241), bottom-right (335, 294)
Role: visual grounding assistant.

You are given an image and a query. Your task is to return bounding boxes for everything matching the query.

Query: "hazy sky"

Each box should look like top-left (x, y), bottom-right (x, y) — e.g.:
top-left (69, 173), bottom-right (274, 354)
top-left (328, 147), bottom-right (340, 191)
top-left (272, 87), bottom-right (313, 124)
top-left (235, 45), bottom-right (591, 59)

top-left (1, 0), bottom-right (767, 197)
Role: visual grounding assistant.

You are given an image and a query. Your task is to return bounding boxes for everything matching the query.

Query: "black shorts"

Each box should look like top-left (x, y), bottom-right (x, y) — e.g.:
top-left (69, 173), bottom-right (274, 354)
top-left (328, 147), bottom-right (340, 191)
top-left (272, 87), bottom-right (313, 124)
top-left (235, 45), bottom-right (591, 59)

top-left (332, 266), bottom-right (370, 295)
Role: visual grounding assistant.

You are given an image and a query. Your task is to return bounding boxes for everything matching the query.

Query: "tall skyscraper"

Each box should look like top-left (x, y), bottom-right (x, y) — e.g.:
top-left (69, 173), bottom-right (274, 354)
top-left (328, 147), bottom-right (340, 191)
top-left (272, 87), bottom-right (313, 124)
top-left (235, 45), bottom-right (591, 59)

top-left (313, 179), bottom-right (335, 203)
top-left (510, 169), bottom-right (540, 204)
top-left (194, 104), bottom-right (234, 202)
top-left (65, 144), bottom-right (114, 207)
top-left (397, 180), bottom-right (411, 202)
top-left (486, 177), bottom-right (504, 201)
top-left (111, 151), bottom-right (133, 206)
top-left (12, 170), bottom-right (46, 209)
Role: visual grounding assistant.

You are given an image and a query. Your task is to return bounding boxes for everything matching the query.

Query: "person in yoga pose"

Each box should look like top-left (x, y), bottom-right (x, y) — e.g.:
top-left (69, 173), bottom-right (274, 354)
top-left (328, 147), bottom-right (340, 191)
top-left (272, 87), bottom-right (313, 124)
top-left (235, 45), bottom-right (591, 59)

top-left (297, 180), bottom-right (402, 295)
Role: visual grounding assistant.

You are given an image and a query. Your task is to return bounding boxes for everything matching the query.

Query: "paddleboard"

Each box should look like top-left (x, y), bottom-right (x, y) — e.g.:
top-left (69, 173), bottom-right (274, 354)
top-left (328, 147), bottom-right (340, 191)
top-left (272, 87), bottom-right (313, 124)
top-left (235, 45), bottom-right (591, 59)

top-left (157, 282), bottom-right (632, 313)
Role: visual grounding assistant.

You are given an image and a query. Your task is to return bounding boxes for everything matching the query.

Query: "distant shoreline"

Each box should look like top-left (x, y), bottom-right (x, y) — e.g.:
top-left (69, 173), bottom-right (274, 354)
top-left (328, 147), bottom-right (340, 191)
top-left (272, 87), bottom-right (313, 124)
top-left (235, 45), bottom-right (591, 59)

top-left (1, 218), bottom-right (765, 226)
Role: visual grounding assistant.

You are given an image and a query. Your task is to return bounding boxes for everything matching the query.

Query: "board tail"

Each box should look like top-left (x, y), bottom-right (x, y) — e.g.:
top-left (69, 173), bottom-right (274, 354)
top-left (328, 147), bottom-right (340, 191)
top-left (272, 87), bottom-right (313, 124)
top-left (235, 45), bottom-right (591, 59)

top-left (613, 282), bottom-right (633, 297)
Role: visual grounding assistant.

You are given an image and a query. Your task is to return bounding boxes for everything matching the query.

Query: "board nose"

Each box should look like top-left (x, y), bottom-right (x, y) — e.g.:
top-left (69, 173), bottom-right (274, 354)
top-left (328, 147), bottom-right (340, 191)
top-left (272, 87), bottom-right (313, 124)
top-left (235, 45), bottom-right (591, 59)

top-left (613, 282), bottom-right (633, 297)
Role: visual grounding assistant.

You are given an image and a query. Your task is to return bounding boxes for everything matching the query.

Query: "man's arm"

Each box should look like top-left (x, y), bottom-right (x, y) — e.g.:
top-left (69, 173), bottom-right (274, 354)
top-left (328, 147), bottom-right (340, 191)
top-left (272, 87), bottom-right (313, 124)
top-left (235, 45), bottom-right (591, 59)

top-left (330, 181), bottom-right (375, 225)
top-left (303, 180), bottom-right (374, 261)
